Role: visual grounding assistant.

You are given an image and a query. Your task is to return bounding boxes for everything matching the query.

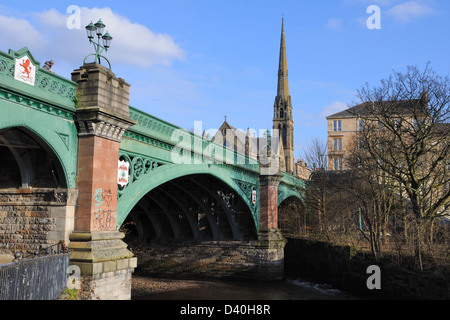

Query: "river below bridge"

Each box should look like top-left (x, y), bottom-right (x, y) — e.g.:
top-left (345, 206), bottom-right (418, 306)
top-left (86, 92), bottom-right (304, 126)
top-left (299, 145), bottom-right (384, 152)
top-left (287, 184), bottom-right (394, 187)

top-left (131, 276), bottom-right (362, 300)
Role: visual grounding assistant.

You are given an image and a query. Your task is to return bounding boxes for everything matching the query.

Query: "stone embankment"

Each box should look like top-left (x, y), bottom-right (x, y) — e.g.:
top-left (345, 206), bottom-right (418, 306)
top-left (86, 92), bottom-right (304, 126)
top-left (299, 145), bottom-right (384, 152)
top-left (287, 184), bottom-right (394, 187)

top-left (131, 239), bottom-right (284, 281)
top-left (284, 238), bottom-right (450, 300)
top-left (0, 188), bottom-right (76, 253)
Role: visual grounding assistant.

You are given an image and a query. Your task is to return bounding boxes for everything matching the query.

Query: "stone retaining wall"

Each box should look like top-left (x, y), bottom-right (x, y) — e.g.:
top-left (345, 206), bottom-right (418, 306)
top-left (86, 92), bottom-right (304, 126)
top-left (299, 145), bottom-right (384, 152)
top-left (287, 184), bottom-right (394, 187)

top-left (0, 188), bottom-right (76, 253)
top-left (131, 239), bottom-right (284, 281)
top-left (284, 238), bottom-right (450, 300)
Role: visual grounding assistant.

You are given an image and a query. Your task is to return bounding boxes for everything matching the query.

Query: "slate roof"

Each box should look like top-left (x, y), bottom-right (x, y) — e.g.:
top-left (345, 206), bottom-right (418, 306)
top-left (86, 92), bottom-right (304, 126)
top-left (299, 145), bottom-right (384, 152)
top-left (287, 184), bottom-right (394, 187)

top-left (326, 99), bottom-right (425, 119)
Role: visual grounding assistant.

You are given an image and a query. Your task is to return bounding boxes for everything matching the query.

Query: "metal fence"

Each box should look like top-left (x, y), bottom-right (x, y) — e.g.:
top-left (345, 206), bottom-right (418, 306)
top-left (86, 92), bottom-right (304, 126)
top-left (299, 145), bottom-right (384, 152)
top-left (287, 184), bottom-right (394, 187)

top-left (0, 243), bottom-right (70, 300)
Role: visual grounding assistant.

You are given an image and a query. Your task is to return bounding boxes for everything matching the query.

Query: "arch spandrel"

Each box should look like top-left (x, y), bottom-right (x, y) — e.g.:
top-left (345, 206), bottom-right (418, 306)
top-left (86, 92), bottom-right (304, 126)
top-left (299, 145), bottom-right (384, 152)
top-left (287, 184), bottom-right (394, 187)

top-left (278, 179), bottom-right (305, 206)
top-left (116, 162), bottom-right (258, 230)
top-left (0, 110), bottom-right (78, 189)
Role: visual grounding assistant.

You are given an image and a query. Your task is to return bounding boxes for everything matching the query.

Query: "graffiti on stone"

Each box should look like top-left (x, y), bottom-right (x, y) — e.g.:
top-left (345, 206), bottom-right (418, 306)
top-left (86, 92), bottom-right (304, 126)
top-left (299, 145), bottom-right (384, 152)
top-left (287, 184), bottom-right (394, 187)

top-left (93, 188), bottom-right (113, 230)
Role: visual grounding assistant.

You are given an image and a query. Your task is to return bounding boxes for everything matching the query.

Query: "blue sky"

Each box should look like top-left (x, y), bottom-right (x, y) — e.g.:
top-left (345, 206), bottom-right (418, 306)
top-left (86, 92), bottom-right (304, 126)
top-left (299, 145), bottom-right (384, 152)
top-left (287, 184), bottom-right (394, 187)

top-left (1, 0), bottom-right (449, 160)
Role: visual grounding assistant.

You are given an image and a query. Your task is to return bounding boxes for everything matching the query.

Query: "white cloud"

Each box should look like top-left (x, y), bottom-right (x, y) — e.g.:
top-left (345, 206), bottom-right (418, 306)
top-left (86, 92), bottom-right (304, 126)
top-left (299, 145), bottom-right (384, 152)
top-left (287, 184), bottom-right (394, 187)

top-left (0, 15), bottom-right (44, 52)
top-left (387, 1), bottom-right (436, 23)
top-left (325, 18), bottom-right (343, 30)
top-left (320, 101), bottom-right (348, 117)
top-left (344, 0), bottom-right (402, 6)
top-left (1, 7), bottom-right (185, 69)
top-left (346, 0), bottom-right (436, 27)
top-left (33, 7), bottom-right (184, 67)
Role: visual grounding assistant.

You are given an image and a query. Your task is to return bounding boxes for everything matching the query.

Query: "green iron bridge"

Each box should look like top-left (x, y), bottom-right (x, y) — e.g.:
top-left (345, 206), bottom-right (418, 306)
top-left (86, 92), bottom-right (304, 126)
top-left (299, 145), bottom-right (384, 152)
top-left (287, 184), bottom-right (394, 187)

top-left (0, 47), bottom-right (305, 247)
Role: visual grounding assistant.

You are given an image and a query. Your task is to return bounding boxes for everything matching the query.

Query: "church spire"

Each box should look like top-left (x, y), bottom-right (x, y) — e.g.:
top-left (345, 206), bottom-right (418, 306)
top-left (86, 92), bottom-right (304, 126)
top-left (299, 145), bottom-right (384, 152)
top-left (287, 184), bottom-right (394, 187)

top-left (277, 18), bottom-right (289, 100)
top-left (273, 17), bottom-right (295, 175)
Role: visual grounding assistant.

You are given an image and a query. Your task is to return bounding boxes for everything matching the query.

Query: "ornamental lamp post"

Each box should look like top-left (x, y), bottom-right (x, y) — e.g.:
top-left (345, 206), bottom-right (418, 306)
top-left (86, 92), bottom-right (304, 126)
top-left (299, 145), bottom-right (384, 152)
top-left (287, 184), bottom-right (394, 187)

top-left (83, 19), bottom-right (113, 69)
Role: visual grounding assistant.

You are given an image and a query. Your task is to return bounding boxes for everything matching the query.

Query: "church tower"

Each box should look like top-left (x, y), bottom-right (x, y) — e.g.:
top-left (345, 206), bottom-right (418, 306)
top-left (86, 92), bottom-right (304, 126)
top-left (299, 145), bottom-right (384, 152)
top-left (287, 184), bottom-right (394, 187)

top-left (273, 18), bottom-right (295, 174)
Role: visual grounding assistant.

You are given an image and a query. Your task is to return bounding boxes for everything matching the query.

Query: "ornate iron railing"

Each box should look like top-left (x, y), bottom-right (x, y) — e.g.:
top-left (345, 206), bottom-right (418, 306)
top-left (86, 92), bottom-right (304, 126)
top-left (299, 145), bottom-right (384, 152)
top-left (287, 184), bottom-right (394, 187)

top-left (0, 242), bottom-right (70, 300)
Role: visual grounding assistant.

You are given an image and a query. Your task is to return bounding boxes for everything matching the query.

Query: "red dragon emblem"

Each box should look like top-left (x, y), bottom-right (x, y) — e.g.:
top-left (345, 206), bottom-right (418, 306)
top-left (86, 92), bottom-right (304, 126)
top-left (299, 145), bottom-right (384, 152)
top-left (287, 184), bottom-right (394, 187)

top-left (20, 59), bottom-right (32, 79)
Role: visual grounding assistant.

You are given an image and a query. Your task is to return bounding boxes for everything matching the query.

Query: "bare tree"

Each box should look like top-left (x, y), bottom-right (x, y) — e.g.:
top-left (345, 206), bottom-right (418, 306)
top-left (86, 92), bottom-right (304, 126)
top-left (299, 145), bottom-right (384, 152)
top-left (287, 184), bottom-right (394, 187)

top-left (303, 137), bottom-right (328, 171)
top-left (301, 138), bottom-right (329, 238)
top-left (346, 139), bottom-right (398, 260)
top-left (299, 138), bottom-right (358, 243)
top-left (351, 63), bottom-right (450, 269)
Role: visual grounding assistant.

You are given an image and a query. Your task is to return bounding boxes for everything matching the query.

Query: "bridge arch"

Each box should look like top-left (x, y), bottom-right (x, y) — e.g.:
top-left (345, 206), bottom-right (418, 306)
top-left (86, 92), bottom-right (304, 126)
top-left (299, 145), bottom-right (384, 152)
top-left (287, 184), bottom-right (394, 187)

top-left (117, 163), bottom-right (258, 242)
top-left (278, 184), bottom-right (303, 206)
top-left (278, 194), bottom-right (306, 238)
top-left (0, 125), bottom-right (69, 188)
top-left (0, 106), bottom-right (77, 188)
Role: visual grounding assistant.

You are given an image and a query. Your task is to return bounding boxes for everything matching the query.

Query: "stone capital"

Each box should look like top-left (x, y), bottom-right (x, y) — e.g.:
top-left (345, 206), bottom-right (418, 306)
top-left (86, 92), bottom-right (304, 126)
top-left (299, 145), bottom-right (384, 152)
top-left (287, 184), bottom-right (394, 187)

top-left (259, 173), bottom-right (283, 186)
top-left (75, 107), bottom-right (135, 142)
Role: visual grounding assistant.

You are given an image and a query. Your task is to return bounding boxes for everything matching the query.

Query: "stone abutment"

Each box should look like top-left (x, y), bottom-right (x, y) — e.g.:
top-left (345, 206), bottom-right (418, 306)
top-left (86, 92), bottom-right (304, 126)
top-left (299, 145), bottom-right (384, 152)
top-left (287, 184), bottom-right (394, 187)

top-left (0, 188), bottom-right (77, 253)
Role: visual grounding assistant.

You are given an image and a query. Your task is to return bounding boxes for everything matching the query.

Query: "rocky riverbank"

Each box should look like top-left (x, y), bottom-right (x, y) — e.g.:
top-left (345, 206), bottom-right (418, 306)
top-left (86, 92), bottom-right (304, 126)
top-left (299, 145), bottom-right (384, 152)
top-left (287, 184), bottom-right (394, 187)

top-left (131, 275), bottom-right (226, 298)
top-left (130, 275), bottom-right (360, 300)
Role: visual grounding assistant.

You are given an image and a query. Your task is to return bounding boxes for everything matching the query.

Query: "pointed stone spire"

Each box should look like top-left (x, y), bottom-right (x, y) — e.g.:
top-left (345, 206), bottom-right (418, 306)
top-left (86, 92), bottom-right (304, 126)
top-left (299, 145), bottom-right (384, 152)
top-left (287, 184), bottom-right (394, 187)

top-left (273, 17), bottom-right (295, 175)
top-left (277, 18), bottom-right (289, 100)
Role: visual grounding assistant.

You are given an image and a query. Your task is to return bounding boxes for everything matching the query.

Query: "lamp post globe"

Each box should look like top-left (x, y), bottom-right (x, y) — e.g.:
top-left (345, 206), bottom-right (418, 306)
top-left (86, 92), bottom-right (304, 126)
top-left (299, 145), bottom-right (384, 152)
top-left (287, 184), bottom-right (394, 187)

top-left (85, 22), bottom-right (97, 40)
top-left (94, 19), bottom-right (106, 36)
top-left (102, 32), bottom-right (113, 49)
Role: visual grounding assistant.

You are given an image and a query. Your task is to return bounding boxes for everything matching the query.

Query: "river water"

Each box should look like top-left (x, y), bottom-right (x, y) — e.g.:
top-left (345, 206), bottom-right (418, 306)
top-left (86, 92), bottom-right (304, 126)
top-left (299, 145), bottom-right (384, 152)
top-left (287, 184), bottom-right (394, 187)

top-left (132, 277), bottom-right (362, 300)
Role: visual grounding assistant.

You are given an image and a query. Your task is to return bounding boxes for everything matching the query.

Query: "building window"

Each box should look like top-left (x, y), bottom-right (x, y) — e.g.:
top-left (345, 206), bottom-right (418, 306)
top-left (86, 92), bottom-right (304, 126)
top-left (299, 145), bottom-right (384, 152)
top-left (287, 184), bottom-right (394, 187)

top-left (359, 119), bottom-right (364, 131)
top-left (333, 157), bottom-right (343, 171)
top-left (378, 120), bottom-right (383, 130)
top-left (282, 124), bottom-right (287, 146)
top-left (377, 137), bottom-right (383, 150)
top-left (358, 138), bottom-right (364, 150)
top-left (333, 138), bottom-right (342, 151)
top-left (413, 118), bottom-right (425, 129)
top-left (333, 120), bottom-right (342, 132)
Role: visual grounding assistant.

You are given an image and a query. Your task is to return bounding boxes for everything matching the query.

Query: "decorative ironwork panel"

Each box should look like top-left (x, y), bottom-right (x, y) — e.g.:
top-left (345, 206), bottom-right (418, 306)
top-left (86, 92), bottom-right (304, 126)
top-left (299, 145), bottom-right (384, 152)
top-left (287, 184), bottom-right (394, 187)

top-left (117, 152), bottom-right (166, 199)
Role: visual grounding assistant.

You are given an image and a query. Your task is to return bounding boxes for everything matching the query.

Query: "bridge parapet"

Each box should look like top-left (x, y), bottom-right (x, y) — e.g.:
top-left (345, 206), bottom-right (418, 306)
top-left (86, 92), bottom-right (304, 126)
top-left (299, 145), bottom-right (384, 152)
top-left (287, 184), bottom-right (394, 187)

top-left (126, 106), bottom-right (260, 173)
top-left (0, 48), bottom-right (77, 114)
top-left (278, 172), bottom-right (306, 205)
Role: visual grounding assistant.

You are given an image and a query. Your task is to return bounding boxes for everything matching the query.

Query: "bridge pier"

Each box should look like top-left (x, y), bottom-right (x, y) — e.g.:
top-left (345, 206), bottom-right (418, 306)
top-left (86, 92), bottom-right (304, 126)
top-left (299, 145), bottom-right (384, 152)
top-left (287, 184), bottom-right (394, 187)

top-left (68, 63), bottom-right (136, 300)
top-left (256, 173), bottom-right (285, 280)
